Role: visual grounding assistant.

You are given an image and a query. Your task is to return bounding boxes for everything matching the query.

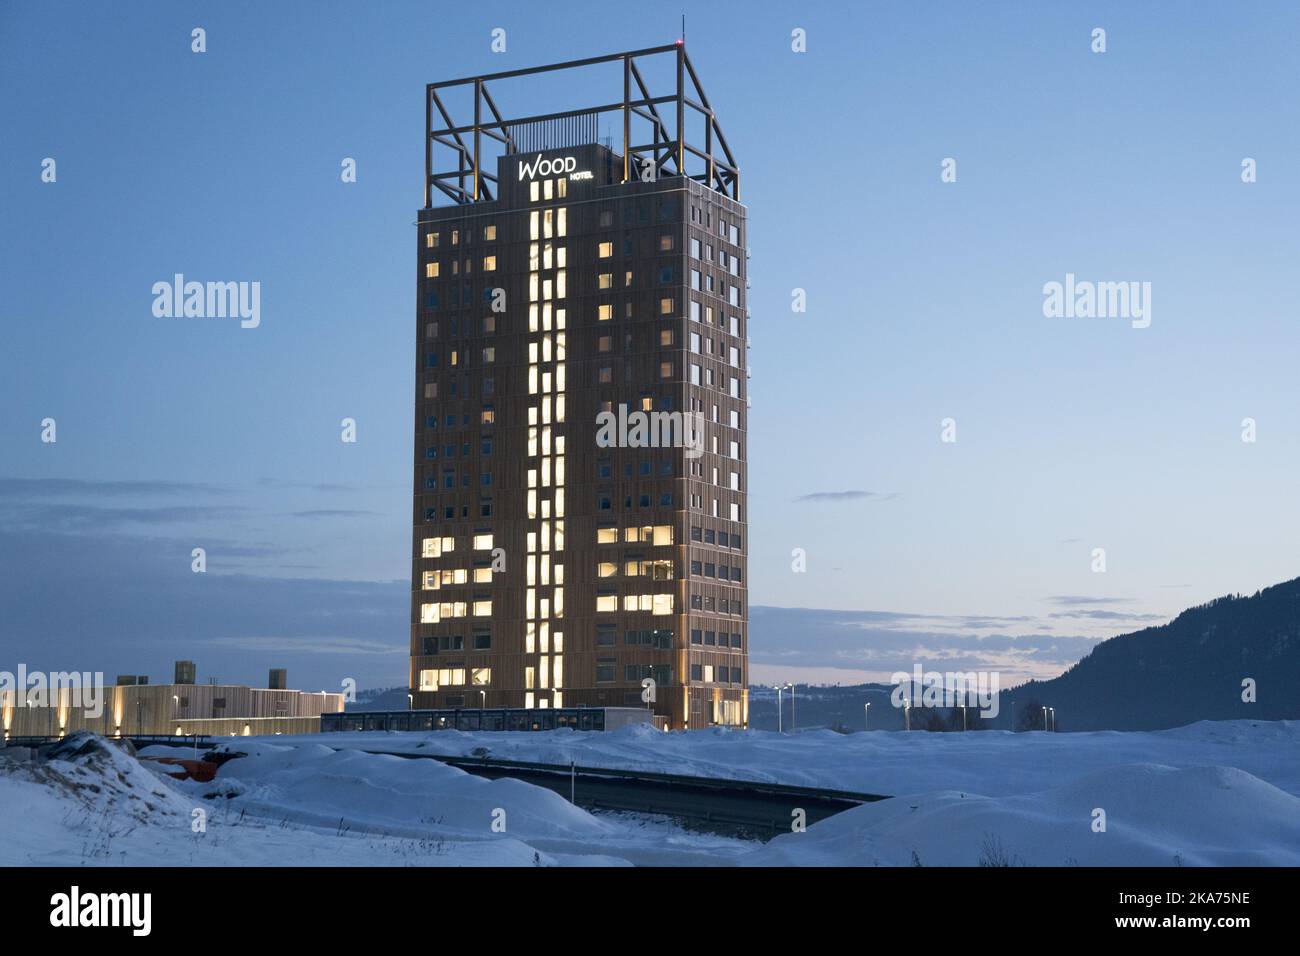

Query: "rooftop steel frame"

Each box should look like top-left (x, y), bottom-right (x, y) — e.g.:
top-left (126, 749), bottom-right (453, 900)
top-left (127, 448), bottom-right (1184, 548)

top-left (424, 43), bottom-right (740, 207)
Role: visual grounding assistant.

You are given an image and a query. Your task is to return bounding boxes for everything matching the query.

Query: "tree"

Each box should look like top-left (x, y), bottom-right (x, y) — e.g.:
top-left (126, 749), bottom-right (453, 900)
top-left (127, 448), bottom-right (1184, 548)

top-left (1016, 698), bottom-right (1049, 732)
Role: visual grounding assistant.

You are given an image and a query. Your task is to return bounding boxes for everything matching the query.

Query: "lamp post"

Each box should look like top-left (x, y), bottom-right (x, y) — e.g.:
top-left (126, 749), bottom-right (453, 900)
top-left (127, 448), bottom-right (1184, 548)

top-left (864, 702), bottom-right (870, 731)
top-left (903, 697), bottom-right (911, 732)
top-left (479, 689), bottom-right (486, 710)
top-left (1049, 707), bottom-right (1055, 732)
top-left (1041, 705), bottom-right (1048, 731)
top-left (776, 685), bottom-right (784, 734)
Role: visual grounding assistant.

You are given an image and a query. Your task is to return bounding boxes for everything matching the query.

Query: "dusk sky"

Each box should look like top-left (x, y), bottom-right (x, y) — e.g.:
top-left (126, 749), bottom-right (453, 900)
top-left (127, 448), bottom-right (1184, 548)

top-left (3, 1), bottom-right (1298, 691)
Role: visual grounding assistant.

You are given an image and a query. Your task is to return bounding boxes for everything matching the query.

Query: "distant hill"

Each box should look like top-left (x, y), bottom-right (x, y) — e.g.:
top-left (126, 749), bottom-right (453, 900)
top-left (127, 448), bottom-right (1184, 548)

top-left (749, 577), bottom-right (1300, 733)
top-left (1002, 577), bottom-right (1300, 731)
top-left (748, 683), bottom-right (907, 732)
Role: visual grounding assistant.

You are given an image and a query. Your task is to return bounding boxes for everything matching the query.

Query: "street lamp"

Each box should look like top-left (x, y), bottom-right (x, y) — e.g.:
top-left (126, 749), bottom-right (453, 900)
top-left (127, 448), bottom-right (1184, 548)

top-left (1041, 705), bottom-right (1048, 731)
top-left (479, 689), bottom-right (486, 710)
top-left (1049, 707), bottom-right (1055, 732)
top-left (864, 701), bottom-right (870, 731)
top-left (903, 697), bottom-right (911, 731)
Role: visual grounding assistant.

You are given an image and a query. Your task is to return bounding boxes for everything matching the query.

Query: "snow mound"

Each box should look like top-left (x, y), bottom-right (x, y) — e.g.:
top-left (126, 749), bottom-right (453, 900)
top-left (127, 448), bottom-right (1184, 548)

top-left (24, 732), bottom-right (194, 825)
top-left (199, 740), bottom-right (615, 841)
top-left (746, 762), bottom-right (1300, 867)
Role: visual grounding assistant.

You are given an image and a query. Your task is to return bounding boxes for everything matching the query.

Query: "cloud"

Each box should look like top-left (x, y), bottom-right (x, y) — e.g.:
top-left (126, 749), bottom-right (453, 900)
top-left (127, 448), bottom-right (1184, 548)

top-left (794, 490), bottom-right (899, 503)
top-left (1045, 595), bottom-right (1135, 607)
top-left (257, 478), bottom-right (361, 493)
top-left (0, 528), bottom-right (406, 690)
top-left (0, 477), bottom-right (229, 498)
top-left (0, 502), bottom-right (248, 532)
top-left (206, 636), bottom-right (405, 656)
top-left (1048, 610), bottom-right (1166, 622)
top-left (287, 510), bottom-right (382, 519)
top-left (748, 606), bottom-right (1104, 688)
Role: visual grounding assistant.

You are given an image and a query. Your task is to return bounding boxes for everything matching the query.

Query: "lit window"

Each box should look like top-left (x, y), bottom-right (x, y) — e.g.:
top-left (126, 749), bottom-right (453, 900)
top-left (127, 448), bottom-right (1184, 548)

top-left (425, 262), bottom-right (439, 278)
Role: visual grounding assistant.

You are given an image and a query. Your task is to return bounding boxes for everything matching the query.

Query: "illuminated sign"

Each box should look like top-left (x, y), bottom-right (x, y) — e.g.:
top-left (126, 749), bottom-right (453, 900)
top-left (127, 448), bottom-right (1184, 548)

top-left (517, 154), bottom-right (592, 182)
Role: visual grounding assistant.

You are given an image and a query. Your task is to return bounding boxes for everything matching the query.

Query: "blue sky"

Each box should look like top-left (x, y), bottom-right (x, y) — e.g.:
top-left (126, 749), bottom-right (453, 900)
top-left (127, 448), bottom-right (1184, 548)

top-left (3, 1), bottom-right (1298, 690)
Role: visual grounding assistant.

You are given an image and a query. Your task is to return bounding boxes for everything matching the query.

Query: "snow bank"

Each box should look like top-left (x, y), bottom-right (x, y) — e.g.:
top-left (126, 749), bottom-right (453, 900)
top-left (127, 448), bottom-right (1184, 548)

top-left (747, 763), bottom-right (1300, 867)
top-left (194, 739), bottom-right (614, 842)
top-left (300, 719), bottom-right (1300, 798)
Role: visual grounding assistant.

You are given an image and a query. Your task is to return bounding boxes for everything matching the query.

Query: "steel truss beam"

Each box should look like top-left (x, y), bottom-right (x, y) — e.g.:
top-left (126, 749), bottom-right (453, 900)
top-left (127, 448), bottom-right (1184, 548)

top-left (424, 43), bottom-right (739, 207)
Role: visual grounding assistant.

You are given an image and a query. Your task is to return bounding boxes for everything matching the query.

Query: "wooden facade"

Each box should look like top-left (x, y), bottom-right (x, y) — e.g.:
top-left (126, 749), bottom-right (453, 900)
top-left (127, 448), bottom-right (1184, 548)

top-left (411, 141), bottom-right (748, 730)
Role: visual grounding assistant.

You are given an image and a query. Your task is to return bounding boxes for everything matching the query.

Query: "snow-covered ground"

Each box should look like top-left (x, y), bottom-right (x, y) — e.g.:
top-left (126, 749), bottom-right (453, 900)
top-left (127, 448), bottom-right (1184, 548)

top-left (298, 719), bottom-right (1300, 797)
top-left (2, 720), bottom-right (1297, 867)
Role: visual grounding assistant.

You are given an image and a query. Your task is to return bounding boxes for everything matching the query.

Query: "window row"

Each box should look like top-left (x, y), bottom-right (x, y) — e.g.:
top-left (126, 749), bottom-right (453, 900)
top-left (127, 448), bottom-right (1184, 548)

top-left (596, 492), bottom-right (676, 510)
top-left (417, 666), bottom-right (492, 690)
top-left (422, 501), bottom-right (494, 521)
top-left (595, 593), bottom-right (675, 615)
top-left (421, 534), bottom-right (493, 558)
top-left (596, 525), bottom-right (674, 546)
top-left (690, 526), bottom-right (743, 549)
top-left (420, 599), bottom-right (493, 622)
top-left (424, 257), bottom-right (496, 278)
top-left (689, 664), bottom-right (743, 685)
top-left (422, 567), bottom-right (495, 589)
top-left (419, 634), bottom-right (492, 654)
top-left (691, 630), bottom-right (744, 648)
top-left (597, 559), bottom-right (675, 580)
top-left (689, 595), bottom-right (745, 615)
top-left (425, 225), bottom-right (496, 249)
top-left (690, 561), bottom-right (743, 583)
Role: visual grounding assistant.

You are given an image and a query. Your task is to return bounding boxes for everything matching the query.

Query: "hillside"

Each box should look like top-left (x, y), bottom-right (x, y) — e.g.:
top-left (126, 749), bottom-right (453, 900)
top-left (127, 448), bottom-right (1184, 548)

top-left (1004, 577), bottom-right (1300, 731)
